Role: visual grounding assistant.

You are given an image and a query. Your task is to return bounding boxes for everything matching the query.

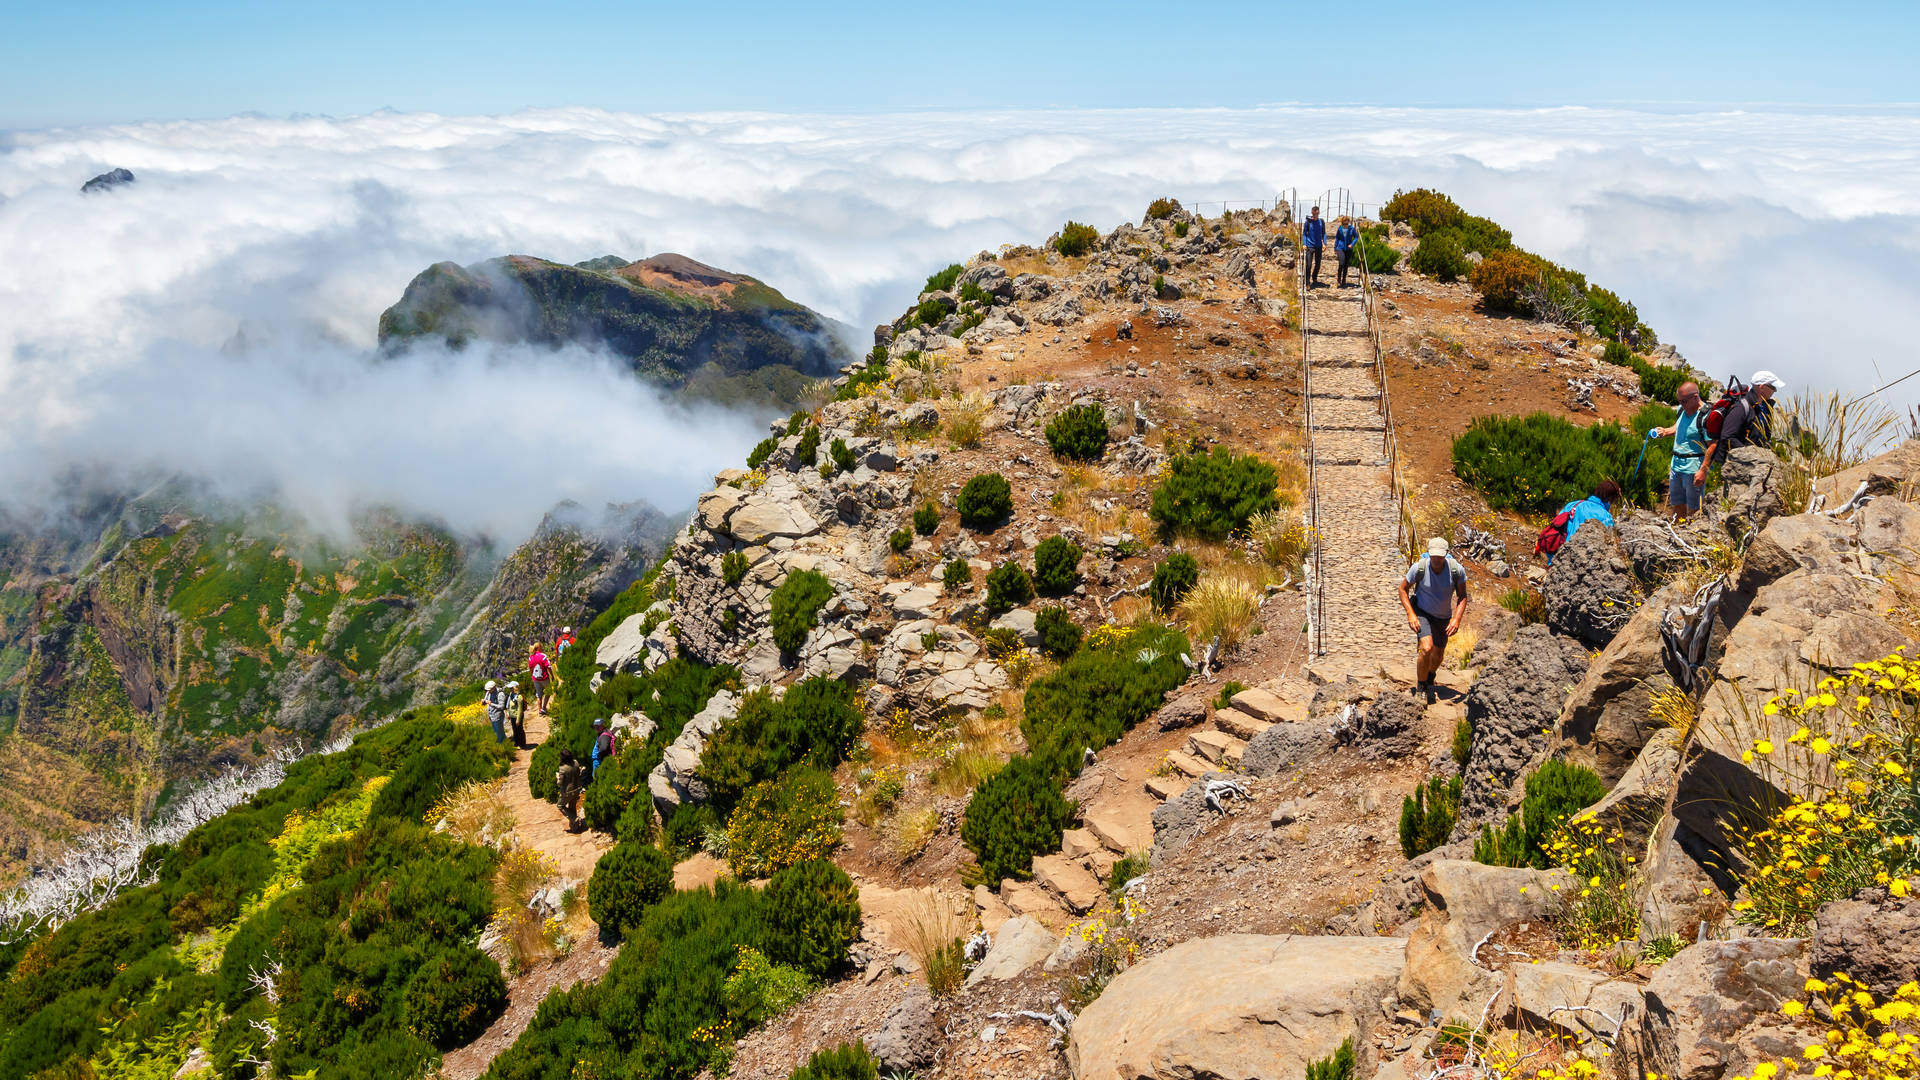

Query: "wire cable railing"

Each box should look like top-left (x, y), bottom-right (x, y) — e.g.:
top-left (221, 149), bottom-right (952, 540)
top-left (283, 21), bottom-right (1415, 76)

top-left (1352, 222), bottom-right (1417, 559)
top-left (1296, 204), bottom-right (1325, 658)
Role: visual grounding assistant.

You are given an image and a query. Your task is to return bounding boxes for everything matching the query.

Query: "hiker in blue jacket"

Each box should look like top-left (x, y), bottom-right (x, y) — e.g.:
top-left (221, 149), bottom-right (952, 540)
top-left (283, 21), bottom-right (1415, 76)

top-left (1302, 206), bottom-right (1326, 288)
top-left (1557, 481), bottom-right (1620, 547)
top-left (1334, 216), bottom-right (1360, 288)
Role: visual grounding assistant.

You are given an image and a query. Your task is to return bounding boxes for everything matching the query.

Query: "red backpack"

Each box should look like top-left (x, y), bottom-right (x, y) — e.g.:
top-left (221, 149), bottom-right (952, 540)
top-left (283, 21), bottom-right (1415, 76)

top-left (1534, 506), bottom-right (1577, 557)
top-left (1701, 376), bottom-right (1748, 439)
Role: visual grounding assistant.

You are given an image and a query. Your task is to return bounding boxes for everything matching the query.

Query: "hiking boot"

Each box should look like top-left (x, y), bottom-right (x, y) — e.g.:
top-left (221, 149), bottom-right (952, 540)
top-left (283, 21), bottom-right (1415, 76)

top-left (1424, 681), bottom-right (1437, 704)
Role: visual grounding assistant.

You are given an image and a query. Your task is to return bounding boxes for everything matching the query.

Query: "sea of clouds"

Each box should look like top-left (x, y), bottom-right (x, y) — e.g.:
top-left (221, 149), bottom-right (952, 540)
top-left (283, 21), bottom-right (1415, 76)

top-left (3, 105), bottom-right (1916, 541)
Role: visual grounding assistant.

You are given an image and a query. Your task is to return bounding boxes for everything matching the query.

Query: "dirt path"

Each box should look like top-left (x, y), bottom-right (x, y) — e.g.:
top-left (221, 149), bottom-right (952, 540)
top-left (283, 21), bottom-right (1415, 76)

top-left (439, 701), bottom-right (616, 1080)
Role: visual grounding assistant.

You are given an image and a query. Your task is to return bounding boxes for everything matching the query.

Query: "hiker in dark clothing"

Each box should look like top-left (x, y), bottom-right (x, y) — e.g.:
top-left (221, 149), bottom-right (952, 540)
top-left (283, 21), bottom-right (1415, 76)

top-left (1334, 216), bottom-right (1360, 288)
top-left (555, 750), bottom-right (585, 832)
top-left (1694, 370), bottom-right (1785, 489)
top-left (1398, 537), bottom-right (1469, 704)
top-left (590, 717), bottom-right (615, 778)
top-left (1302, 206), bottom-right (1326, 288)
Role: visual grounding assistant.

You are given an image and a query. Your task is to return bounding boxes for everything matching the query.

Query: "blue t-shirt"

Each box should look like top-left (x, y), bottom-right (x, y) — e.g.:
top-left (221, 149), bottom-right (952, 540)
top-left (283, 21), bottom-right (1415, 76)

top-left (1670, 408), bottom-right (1706, 472)
top-left (1559, 496), bottom-right (1617, 541)
top-left (1302, 217), bottom-right (1326, 249)
top-left (1404, 556), bottom-right (1466, 617)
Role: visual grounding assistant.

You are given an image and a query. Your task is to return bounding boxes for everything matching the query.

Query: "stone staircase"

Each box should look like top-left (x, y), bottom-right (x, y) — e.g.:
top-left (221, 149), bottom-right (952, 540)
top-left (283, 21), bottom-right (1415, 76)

top-left (1146, 686), bottom-right (1309, 799)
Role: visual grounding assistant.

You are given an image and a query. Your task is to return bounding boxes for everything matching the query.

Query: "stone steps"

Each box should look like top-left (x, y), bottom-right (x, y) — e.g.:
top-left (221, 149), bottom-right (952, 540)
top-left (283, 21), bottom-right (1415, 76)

top-left (1165, 749), bottom-right (1214, 778)
top-left (1032, 853), bottom-right (1105, 914)
top-left (1186, 727), bottom-right (1248, 766)
top-left (1211, 709), bottom-right (1272, 741)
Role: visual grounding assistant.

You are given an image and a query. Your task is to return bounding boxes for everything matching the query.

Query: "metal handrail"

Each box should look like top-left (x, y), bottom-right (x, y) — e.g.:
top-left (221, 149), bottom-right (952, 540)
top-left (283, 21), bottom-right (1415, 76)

top-left (1352, 224), bottom-right (1416, 560)
top-left (1296, 206), bottom-right (1325, 658)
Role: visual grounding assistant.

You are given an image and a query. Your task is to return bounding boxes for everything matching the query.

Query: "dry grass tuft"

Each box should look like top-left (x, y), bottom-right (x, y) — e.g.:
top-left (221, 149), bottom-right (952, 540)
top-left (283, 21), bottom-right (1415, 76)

top-left (1446, 626), bottom-right (1480, 669)
top-left (426, 778), bottom-right (515, 847)
top-left (1178, 568), bottom-right (1264, 651)
top-left (896, 893), bottom-right (971, 995)
top-left (892, 805), bottom-right (943, 861)
top-left (1109, 594), bottom-right (1151, 626)
top-left (946, 392), bottom-right (991, 449)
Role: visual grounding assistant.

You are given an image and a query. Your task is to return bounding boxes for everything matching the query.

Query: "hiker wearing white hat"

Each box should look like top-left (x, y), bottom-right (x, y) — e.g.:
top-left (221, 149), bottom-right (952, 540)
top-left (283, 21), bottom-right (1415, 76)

top-left (1694, 370), bottom-right (1784, 490)
top-left (483, 679), bottom-right (509, 745)
top-left (1398, 537), bottom-right (1470, 703)
top-left (503, 680), bottom-right (526, 748)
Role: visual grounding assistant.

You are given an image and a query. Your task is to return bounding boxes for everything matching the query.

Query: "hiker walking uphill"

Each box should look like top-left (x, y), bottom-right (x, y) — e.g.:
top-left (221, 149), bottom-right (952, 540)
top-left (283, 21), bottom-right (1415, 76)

top-left (1694, 370), bottom-right (1785, 490)
top-left (1334, 216), bottom-right (1360, 288)
top-left (1398, 538), bottom-right (1469, 704)
top-left (528, 644), bottom-right (554, 711)
top-left (1302, 206), bottom-right (1326, 288)
top-left (1654, 381), bottom-right (1707, 520)
top-left (554, 750), bottom-right (585, 832)
top-left (590, 717), bottom-right (617, 779)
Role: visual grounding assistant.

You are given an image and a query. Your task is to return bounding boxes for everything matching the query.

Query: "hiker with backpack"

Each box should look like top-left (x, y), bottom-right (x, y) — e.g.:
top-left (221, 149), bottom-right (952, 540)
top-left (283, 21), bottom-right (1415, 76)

top-left (1398, 537), bottom-right (1470, 704)
top-left (482, 679), bottom-right (508, 745)
top-left (555, 750), bottom-right (585, 832)
top-left (528, 645), bottom-right (554, 712)
top-left (1302, 206), bottom-right (1326, 288)
top-left (555, 626), bottom-right (575, 655)
top-left (1693, 371), bottom-right (1785, 491)
top-left (1535, 481), bottom-right (1621, 564)
top-left (590, 717), bottom-right (617, 779)
top-left (1334, 216), bottom-right (1360, 288)
top-left (504, 680), bottom-right (526, 748)
top-left (1653, 381), bottom-right (1707, 520)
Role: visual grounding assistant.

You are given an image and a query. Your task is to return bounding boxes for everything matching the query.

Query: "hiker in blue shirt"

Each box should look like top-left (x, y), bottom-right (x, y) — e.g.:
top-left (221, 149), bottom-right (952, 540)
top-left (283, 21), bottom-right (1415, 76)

top-left (1653, 382), bottom-right (1706, 520)
top-left (1398, 537), bottom-right (1469, 704)
top-left (1334, 216), bottom-right (1361, 288)
top-left (1301, 206), bottom-right (1326, 288)
top-left (1558, 481), bottom-right (1620, 546)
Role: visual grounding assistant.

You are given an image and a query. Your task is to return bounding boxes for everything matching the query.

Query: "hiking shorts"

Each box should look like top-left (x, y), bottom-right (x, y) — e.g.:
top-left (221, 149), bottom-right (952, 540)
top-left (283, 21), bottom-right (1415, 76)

top-left (1669, 468), bottom-right (1702, 512)
top-left (1414, 609), bottom-right (1451, 650)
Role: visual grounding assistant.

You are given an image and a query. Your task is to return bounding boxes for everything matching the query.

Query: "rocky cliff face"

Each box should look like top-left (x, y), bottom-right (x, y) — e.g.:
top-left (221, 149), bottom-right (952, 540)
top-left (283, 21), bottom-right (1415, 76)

top-left (377, 253), bottom-right (851, 404)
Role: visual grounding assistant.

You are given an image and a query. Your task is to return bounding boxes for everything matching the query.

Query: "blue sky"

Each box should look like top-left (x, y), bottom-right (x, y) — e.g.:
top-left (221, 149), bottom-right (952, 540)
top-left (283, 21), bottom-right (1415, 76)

top-left (3, 0), bottom-right (1917, 128)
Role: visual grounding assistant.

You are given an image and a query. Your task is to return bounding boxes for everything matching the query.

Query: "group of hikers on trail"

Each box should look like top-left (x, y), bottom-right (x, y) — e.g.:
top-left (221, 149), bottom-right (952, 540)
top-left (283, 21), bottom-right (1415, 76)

top-left (1397, 369), bottom-right (1784, 701)
top-left (1300, 205), bottom-right (1362, 290)
top-left (476, 624), bottom-right (608, 832)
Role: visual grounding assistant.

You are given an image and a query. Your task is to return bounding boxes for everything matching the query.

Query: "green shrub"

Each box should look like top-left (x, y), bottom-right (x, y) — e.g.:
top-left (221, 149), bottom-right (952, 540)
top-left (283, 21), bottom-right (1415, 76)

top-left (722, 550), bottom-right (750, 587)
top-left (582, 744), bottom-right (653, 831)
top-left (763, 858), bottom-right (861, 979)
top-left (1149, 552), bottom-right (1201, 612)
top-left (789, 1041), bottom-right (879, 1080)
top-left (1358, 224), bottom-right (1399, 273)
top-left (769, 568), bottom-right (832, 653)
top-left (1382, 188), bottom-right (1464, 235)
top-left (1173, 220), bottom-right (1189, 238)
top-left (888, 528), bottom-right (911, 554)
top-left (588, 840), bottom-right (675, 934)
top-left (700, 680), bottom-right (864, 812)
top-left (1020, 625), bottom-right (1190, 772)
top-left (957, 473), bottom-right (1013, 529)
top-left (828, 437), bottom-right (856, 474)
top-left (1213, 680), bottom-right (1247, 710)
top-left (1455, 214), bottom-right (1514, 255)
top-left (1603, 340), bottom-right (1689, 402)
top-left (1473, 759), bottom-right (1608, 869)
top-left (959, 279), bottom-right (994, 307)
top-left (1410, 230), bottom-right (1471, 282)
top-left (984, 561), bottom-right (1034, 615)
top-left (727, 767), bottom-right (844, 878)
top-left (795, 425), bottom-right (820, 466)
top-left (1586, 284), bottom-right (1644, 343)
top-left (663, 802), bottom-right (719, 858)
top-left (1149, 446), bottom-right (1278, 540)
top-left (1054, 220), bottom-right (1100, 257)
top-left (1469, 249), bottom-right (1546, 312)
top-left (1399, 774), bottom-right (1463, 858)
top-left (403, 944), bottom-right (507, 1049)
top-left (1307, 1037), bottom-right (1358, 1080)
top-left (1452, 718), bottom-right (1474, 767)
top-left (1044, 404), bottom-right (1110, 461)
top-left (942, 558), bottom-right (972, 593)
top-left (1035, 606), bottom-right (1083, 660)
top-left (746, 437), bottom-right (778, 471)
top-left (1107, 851), bottom-right (1150, 900)
top-left (723, 946), bottom-right (814, 1026)
top-left (924, 263), bottom-right (963, 293)
top-left (1032, 535), bottom-right (1083, 595)
top-left (1497, 585), bottom-right (1547, 624)
top-left (913, 501), bottom-right (940, 535)
top-left (1451, 407), bottom-right (1675, 513)
top-left (1145, 197), bottom-right (1182, 219)
top-left (787, 410), bottom-right (809, 435)
top-left (960, 754), bottom-right (1076, 882)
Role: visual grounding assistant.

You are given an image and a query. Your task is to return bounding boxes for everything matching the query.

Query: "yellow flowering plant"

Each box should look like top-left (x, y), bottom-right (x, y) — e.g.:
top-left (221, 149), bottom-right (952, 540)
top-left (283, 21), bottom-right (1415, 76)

top-left (1730, 974), bottom-right (1919, 1080)
top-left (1732, 651), bottom-right (1919, 933)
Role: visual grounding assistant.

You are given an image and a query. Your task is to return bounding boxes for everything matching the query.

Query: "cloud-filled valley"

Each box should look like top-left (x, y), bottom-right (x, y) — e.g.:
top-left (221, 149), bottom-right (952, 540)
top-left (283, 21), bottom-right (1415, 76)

top-left (3, 104), bottom-right (1917, 541)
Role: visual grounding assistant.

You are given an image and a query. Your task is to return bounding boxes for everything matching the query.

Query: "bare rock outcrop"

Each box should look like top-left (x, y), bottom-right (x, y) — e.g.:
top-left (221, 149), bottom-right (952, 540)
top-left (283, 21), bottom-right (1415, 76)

top-left (1544, 523), bottom-right (1643, 647)
top-left (1624, 938), bottom-right (1809, 1080)
top-left (1455, 625), bottom-right (1592, 833)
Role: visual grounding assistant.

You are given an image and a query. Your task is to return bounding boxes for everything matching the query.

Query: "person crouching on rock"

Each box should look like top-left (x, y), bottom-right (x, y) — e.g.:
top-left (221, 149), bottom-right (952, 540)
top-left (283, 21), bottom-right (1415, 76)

top-left (1399, 538), bottom-right (1469, 704)
top-left (1334, 216), bottom-right (1360, 288)
top-left (556, 750), bottom-right (585, 832)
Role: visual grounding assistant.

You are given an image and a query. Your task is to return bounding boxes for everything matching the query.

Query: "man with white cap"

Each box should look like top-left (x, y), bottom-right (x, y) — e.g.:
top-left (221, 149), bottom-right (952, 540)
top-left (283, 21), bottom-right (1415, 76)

top-left (1398, 537), bottom-right (1470, 703)
top-left (1694, 370), bottom-right (1785, 490)
top-left (483, 680), bottom-right (508, 744)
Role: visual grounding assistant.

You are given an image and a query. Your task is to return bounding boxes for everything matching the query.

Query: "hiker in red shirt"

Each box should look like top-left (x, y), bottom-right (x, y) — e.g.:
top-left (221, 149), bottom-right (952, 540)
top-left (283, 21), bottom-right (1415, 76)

top-left (555, 625), bottom-right (576, 655)
top-left (528, 645), bottom-right (554, 712)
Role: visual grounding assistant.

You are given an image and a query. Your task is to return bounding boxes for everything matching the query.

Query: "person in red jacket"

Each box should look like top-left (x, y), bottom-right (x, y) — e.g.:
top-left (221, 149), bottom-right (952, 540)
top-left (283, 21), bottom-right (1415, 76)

top-left (528, 645), bottom-right (553, 711)
top-left (555, 625), bottom-right (576, 655)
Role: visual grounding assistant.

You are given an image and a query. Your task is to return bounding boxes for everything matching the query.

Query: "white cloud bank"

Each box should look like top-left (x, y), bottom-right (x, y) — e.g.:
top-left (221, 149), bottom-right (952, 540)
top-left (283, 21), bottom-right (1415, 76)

top-left (3, 105), bottom-right (1917, 538)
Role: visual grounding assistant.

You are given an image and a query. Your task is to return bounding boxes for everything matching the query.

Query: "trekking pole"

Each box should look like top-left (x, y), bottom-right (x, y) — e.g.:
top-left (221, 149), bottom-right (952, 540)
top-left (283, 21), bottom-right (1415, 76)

top-left (1628, 428), bottom-right (1658, 485)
